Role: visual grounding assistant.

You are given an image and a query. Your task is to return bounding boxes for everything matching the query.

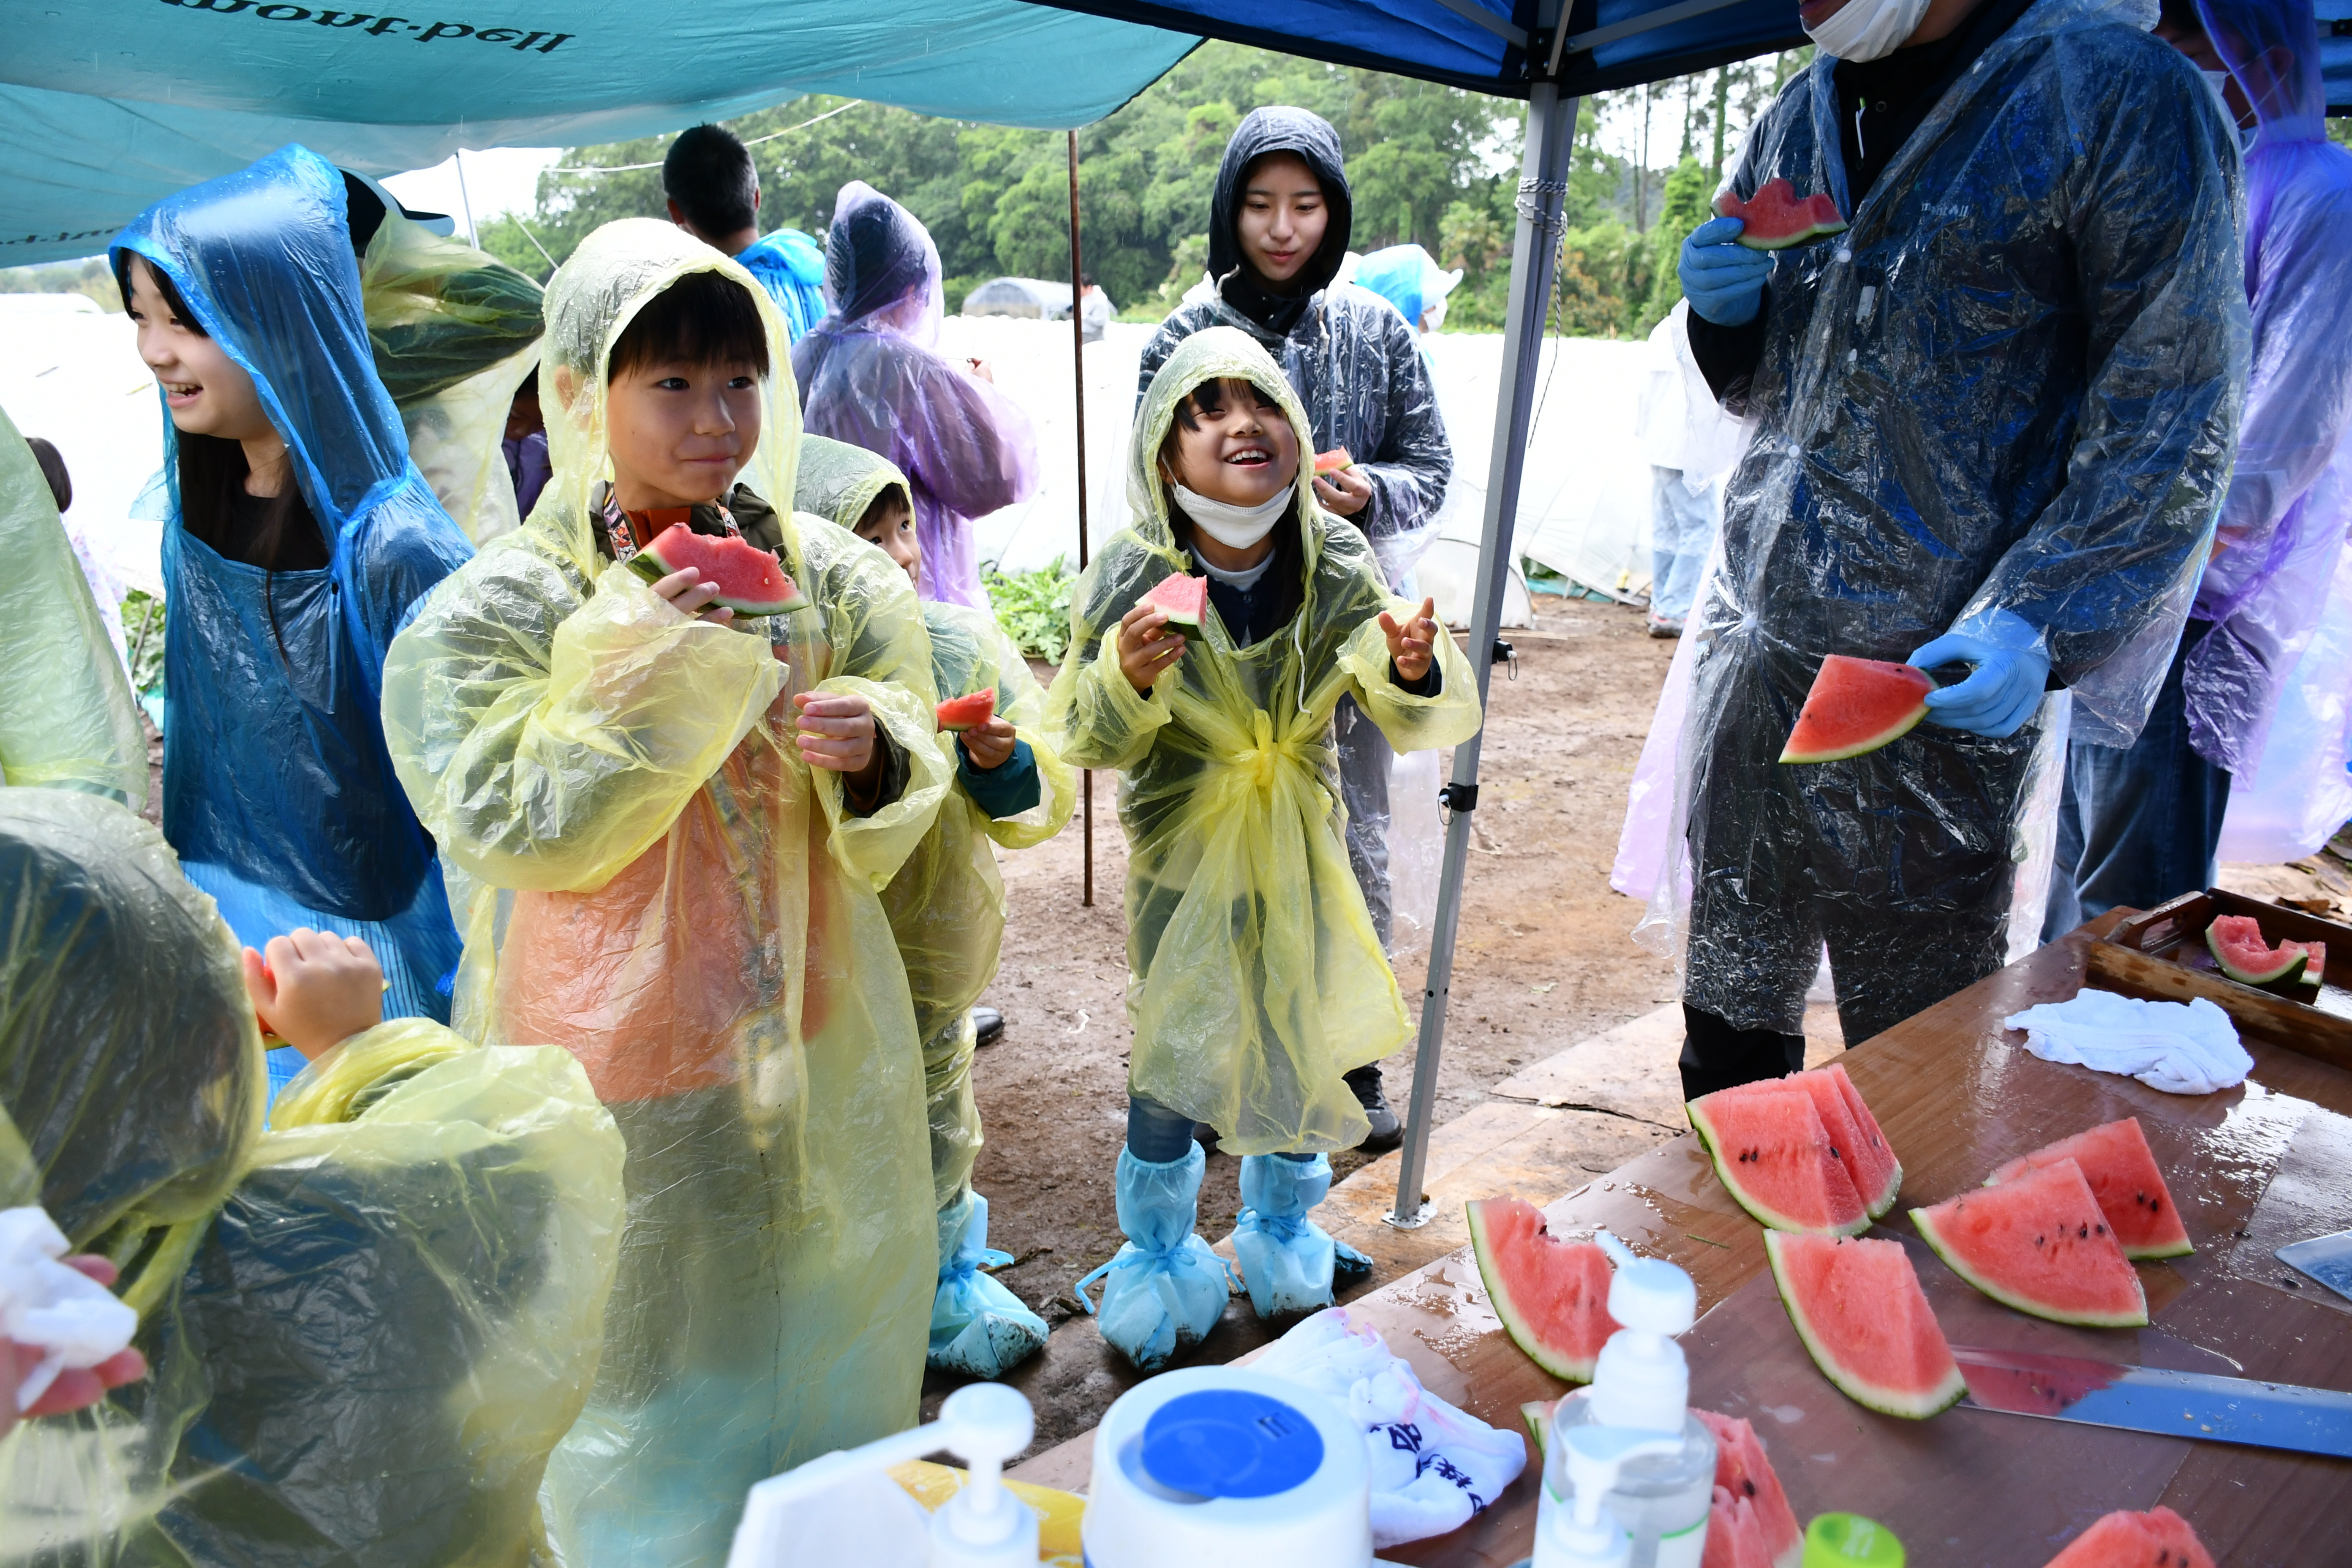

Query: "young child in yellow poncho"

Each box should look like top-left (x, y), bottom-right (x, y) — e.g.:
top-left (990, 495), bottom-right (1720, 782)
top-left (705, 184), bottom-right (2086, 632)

top-left (1049, 327), bottom-right (1482, 1370)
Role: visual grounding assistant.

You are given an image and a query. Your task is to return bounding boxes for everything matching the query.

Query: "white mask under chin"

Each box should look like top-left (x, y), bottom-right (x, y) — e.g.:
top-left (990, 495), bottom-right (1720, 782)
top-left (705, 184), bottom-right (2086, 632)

top-left (1171, 481), bottom-right (1290, 550)
top-left (1802, 0), bottom-right (1933, 61)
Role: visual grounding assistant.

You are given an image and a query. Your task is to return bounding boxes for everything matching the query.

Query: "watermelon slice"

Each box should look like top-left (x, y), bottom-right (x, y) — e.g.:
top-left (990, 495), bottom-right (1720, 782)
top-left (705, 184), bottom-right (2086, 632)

top-left (1780, 656), bottom-right (1934, 764)
top-left (1911, 1158), bottom-right (2147, 1327)
top-left (626, 524), bottom-right (809, 616)
top-left (1314, 447), bottom-right (1355, 475)
top-left (1703, 1486), bottom-right (1777, 1568)
top-left (1716, 1067), bottom-right (1901, 1220)
top-left (2205, 913), bottom-right (2316, 987)
top-left (1763, 1232), bottom-right (1966, 1419)
top-left (1466, 1197), bottom-right (1619, 1382)
top-left (1985, 1118), bottom-right (2191, 1260)
top-left (1520, 1398), bottom-right (1555, 1455)
top-left (936, 688), bottom-right (997, 733)
top-left (2041, 1507), bottom-right (2214, 1568)
top-left (1715, 179), bottom-right (1849, 250)
top-left (1140, 571), bottom-right (1208, 631)
top-left (1693, 1410), bottom-right (1802, 1568)
top-left (1688, 1087), bottom-right (1870, 1236)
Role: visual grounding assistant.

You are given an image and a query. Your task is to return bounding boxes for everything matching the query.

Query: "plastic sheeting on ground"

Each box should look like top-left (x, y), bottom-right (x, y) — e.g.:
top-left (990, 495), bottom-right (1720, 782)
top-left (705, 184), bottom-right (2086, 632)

top-left (1045, 327), bottom-right (1481, 1155)
top-left (384, 218), bottom-right (948, 1567)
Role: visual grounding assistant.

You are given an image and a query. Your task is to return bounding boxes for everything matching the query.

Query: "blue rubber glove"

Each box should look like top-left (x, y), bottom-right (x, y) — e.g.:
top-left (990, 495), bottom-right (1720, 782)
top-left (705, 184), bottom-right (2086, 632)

top-left (1909, 609), bottom-right (2052, 738)
top-left (1678, 216), bottom-right (1775, 327)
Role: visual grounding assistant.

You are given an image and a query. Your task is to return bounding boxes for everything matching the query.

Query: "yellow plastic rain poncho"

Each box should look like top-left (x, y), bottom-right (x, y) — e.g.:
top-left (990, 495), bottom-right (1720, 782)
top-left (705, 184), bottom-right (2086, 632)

top-left (1048, 327), bottom-right (1482, 1156)
top-left (0, 790), bottom-right (624, 1567)
top-left (382, 220), bottom-right (950, 1566)
top-left (0, 406), bottom-right (146, 810)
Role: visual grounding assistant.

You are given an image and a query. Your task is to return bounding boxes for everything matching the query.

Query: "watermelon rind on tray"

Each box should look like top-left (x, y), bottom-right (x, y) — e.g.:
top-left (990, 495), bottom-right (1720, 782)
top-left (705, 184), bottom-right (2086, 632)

top-left (2204, 912), bottom-right (2321, 990)
top-left (1763, 1232), bottom-right (1967, 1420)
top-left (1693, 1409), bottom-right (1804, 1568)
top-left (1911, 1158), bottom-right (2148, 1328)
top-left (1779, 656), bottom-right (1935, 764)
top-left (936, 688), bottom-right (997, 734)
top-left (626, 523), bottom-right (810, 616)
top-left (1140, 570), bottom-right (1209, 632)
top-left (1715, 177), bottom-right (1850, 250)
top-left (1687, 1087), bottom-right (1870, 1236)
top-left (1465, 1197), bottom-right (1620, 1383)
top-left (1985, 1117), bottom-right (2191, 1260)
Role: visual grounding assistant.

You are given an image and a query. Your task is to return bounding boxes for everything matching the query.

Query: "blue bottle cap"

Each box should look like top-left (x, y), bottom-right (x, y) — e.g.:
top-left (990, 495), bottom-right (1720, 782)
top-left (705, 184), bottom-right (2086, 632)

top-left (1140, 1389), bottom-right (1325, 1500)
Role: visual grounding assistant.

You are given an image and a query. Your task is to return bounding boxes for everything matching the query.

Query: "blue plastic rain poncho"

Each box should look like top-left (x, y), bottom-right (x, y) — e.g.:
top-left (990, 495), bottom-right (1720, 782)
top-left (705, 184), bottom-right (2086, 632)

top-left (1351, 243), bottom-right (1463, 337)
top-left (111, 144), bottom-right (474, 1034)
top-left (792, 182), bottom-right (1040, 609)
top-left (383, 220), bottom-right (950, 1566)
top-left (1660, 0), bottom-right (2247, 1040)
top-left (0, 791), bottom-right (625, 1566)
top-left (1048, 327), bottom-right (1482, 1155)
top-left (735, 226), bottom-right (831, 343)
top-left (2180, 0), bottom-right (2352, 777)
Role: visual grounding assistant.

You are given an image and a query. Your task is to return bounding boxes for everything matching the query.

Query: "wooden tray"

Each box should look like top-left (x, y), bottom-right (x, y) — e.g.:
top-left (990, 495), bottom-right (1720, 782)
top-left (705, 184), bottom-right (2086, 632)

top-left (2085, 888), bottom-right (2352, 1072)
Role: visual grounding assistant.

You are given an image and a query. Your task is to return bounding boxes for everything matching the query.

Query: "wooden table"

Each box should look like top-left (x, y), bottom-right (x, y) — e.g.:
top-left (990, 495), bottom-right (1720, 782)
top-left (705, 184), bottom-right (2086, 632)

top-left (1018, 917), bottom-right (2352, 1564)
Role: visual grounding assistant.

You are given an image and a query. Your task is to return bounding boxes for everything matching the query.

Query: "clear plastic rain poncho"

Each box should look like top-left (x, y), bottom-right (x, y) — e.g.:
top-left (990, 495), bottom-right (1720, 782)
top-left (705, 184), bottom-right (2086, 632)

top-left (1048, 327), bottom-right (1482, 1155)
top-left (112, 144), bottom-right (475, 1024)
top-left (2179, 0), bottom-right (2352, 777)
top-left (1655, 0), bottom-right (2247, 1039)
top-left (795, 433), bottom-right (1076, 1209)
top-left (0, 790), bottom-right (625, 1566)
top-left (0, 406), bottom-right (146, 810)
top-left (382, 218), bottom-right (950, 1567)
top-left (792, 182), bottom-right (1040, 609)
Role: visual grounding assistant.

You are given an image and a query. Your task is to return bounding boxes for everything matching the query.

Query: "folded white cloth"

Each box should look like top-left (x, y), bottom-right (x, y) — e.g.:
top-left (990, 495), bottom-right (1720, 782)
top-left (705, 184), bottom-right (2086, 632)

top-left (1252, 1306), bottom-right (1526, 1549)
top-left (0, 1206), bottom-right (137, 1411)
top-left (2003, 988), bottom-right (2253, 1095)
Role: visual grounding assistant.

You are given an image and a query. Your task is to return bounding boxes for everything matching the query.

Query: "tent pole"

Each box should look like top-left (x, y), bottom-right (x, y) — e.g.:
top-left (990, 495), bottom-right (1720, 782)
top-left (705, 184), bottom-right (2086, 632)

top-left (1387, 81), bottom-right (1580, 1228)
top-left (1068, 128), bottom-right (1094, 909)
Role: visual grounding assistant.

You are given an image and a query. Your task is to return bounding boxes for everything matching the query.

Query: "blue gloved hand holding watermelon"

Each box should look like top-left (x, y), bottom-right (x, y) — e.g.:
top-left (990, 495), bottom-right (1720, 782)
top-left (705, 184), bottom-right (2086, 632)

top-left (1910, 608), bottom-right (2052, 738)
top-left (1678, 217), bottom-right (1775, 327)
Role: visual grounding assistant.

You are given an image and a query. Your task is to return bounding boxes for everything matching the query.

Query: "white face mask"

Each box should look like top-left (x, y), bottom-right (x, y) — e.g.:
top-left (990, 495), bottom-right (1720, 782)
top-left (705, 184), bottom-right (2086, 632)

top-left (1802, 0), bottom-right (1933, 61)
top-left (1170, 481), bottom-right (1291, 550)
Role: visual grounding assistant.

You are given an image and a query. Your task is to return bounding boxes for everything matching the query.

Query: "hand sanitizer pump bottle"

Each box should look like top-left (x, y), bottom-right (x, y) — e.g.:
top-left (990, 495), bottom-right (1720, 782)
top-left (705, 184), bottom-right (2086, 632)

top-left (1535, 1233), bottom-right (1716, 1568)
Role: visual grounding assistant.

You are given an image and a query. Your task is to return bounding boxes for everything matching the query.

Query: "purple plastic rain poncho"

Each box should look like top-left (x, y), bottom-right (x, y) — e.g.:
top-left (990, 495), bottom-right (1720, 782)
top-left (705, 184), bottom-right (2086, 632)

top-left (2180, 0), bottom-right (2352, 779)
top-left (791, 182), bottom-right (1039, 609)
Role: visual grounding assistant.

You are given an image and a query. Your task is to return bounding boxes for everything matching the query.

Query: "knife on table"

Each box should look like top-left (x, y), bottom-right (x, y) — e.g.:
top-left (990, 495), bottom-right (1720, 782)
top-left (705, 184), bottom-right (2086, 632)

top-left (1952, 1345), bottom-right (2352, 1459)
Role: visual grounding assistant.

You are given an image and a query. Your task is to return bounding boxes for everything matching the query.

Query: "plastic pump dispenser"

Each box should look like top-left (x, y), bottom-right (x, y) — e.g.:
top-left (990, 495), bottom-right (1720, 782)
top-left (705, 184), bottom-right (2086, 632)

top-left (1535, 1233), bottom-right (1716, 1568)
top-left (724, 1383), bottom-right (1040, 1568)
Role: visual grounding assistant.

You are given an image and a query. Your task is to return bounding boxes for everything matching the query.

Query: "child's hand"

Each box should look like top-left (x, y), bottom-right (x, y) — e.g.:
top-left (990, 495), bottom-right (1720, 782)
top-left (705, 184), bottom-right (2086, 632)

top-left (957, 715), bottom-right (1018, 771)
top-left (1380, 596), bottom-right (1442, 684)
top-left (649, 566), bottom-right (735, 626)
top-left (1312, 465), bottom-right (1373, 517)
top-left (794, 691), bottom-right (877, 775)
top-left (243, 929), bottom-right (383, 1060)
top-left (3, 1254), bottom-right (146, 1429)
top-left (1116, 604), bottom-right (1185, 693)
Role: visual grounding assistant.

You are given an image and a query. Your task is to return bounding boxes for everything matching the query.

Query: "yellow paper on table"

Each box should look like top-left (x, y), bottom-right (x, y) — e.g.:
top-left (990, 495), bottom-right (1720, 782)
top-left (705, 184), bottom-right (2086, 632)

top-left (890, 1460), bottom-right (1086, 1565)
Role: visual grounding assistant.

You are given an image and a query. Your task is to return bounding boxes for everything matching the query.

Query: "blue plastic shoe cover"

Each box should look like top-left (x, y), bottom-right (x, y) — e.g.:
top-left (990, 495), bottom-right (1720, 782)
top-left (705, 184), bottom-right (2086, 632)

top-left (1073, 1143), bottom-right (1234, 1371)
top-left (929, 1190), bottom-right (1049, 1379)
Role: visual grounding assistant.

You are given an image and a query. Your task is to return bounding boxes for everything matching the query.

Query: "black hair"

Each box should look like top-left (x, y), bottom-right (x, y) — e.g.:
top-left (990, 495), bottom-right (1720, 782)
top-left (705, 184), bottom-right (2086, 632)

top-left (854, 486), bottom-right (912, 536)
top-left (607, 269), bottom-right (772, 383)
top-left (664, 124), bottom-right (760, 238)
top-left (1165, 376), bottom-right (1287, 438)
top-left (23, 437), bottom-right (70, 513)
top-left (2158, 0), bottom-right (2204, 34)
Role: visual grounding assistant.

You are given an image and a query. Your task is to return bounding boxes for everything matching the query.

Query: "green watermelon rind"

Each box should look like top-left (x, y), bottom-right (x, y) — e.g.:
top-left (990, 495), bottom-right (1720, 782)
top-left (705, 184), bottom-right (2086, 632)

top-left (1687, 1097), bottom-right (1871, 1238)
top-left (1465, 1199), bottom-right (1604, 1384)
top-left (1762, 1232), bottom-right (1965, 1420)
top-left (1141, 572), bottom-right (1208, 631)
top-left (1982, 1120), bottom-right (2194, 1262)
top-left (1909, 1202), bottom-right (2150, 1329)
top-left (626, 536), bottom-right (812, 616)
top-left (2203, 920), bottom-right (2308, 986)
top-left (1778, 700), bottom-right (1929, 765)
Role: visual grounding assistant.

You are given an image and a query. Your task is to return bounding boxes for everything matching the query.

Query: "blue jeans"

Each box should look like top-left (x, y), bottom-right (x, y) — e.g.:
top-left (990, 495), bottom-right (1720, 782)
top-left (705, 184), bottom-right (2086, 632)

top-left (2043, 619), bottom-right (2232, 940)
top-left (1649, 467), bottom-right (1714, 624)
top-left (1126, 1096), bottom-right (1316, 1165)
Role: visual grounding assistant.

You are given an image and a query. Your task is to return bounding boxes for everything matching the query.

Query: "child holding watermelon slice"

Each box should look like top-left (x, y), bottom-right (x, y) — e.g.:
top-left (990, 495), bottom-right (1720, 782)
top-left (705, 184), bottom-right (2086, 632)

top-left (383, 221), bottom-right (952, 1566)
top-left (1048, 327), bottom-right (1481, 1370)
top-left (796, 432), bottom-right (1077, 1380)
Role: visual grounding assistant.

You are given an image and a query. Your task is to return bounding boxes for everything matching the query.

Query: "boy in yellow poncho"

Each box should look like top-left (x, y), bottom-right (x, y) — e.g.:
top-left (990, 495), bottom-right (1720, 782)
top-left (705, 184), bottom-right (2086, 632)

top-left (1050, 328), bottom-right (1481, 1369)
top-left (796, 433), bottom-right (1075, 1379)
top-left (381, 220), bottom-right (949, 1567)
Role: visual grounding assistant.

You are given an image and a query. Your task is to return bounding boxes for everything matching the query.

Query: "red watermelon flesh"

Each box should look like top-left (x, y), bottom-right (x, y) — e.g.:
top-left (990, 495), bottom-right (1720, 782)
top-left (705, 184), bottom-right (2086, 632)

top-left (1715, 178), bottom-right (1849, 250)
top-left (1954, 1344), bottom-right (2120, 1416)
top-left (2205, 913), bottom-right (2315, 987)
top-left (2139, 1507), bottom-right (2217, 1568)
top-left (1780, 656), bottom-right (1935, 763)
top-left (1688, 1087), bottom-right (1869, 1236)
top-left (1985, 1118), bottom-right (2190, 1260)
top-left (1912, 1158), bottom-right (2147, 1327)
top-left (1693, 1410), bottom-right (1802, 1568)
top-left (1718, 1068), bottom-right (1899, 1221)
top-left (2041, 1507), bottom-right (2215, 1568)
top-left (1141, 571), bottom-right (1208, 631)
top-left (1466, 1197), bottom-right (1620, 1383)
top-left (1703, 1487), bottom-right (1777, 1568)
top-left (1763, 1232), bottom-right (1965, 1418)
top-left (1826, 1063), bottom-right (1902, 1218)
top-left (627, 523), bottom-right (808, 616)
top-left (1314, 447), bottom-right (1356, 474)
top-left (936, 688), bottom-right (997, 733)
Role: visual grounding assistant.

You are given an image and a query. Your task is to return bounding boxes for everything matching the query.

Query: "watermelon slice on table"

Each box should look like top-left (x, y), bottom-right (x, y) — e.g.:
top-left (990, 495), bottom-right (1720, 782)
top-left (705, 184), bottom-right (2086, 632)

top-left (1140, 571), bottom-right (1208, 631)
top-left (1687, 1086), bottom-right (1870, 1236)
top-left (1764, 1232), bottom-right (1966, 1418)
top-left (1466, 1197), bottom-right (1621, 1382)
top-left (2205, 912), bottom-right (2320, 989)
top-left (1313, 447), bottom-right (1356, 475)
top-left (1985, 1118), bottom-right (2191, 1260)
top-left (1715, 179), bottom-right (1849, 250)
top-left (2040, 1506), bottom-right (2215, 1568)
top-left (1716, 1067), bottom-right (1901, 1220)
top-left (1693, 1410), bottom-right (1803, 1568)
top-left (1703, 1486), bottom-right (1778, 1568)
top-left (1780, 656), bottom-right (1935, 763)
top-left (935, 688), bottom-right (996, 733)
top-left (626, 524), bottom-right (809, 616)
top-left (1912, 1158), bottom-right (2148, 1327)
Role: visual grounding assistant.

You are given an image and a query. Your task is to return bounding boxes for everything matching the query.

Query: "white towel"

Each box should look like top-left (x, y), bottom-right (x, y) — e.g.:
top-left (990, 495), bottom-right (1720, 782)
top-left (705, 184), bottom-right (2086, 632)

top-left (2003, 988), bottom-right (2253, 1095)
top-left (0, 1206), bottom-right (138, 1410)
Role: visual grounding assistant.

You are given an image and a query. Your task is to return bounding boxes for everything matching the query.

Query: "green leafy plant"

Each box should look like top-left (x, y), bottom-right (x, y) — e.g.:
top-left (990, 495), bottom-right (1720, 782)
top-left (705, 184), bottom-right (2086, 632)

top-left (121, 590), bottom-right (166, 695)
top-left (983, 557), bottom-right (1077, 664)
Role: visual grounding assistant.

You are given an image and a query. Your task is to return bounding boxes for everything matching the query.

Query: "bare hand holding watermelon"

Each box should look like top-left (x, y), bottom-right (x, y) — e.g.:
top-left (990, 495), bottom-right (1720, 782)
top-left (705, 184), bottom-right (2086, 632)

top-left (1379, 595), bottom-right (1442, 683)
top-left (1115, 602), bottom-right (1187, 693)
top-left (644, 564), bottom-right (736, 625)
top-left (241, 927), bottom-right (384, 1059)
top-left (956, 714), bottom-right (1019, 771)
